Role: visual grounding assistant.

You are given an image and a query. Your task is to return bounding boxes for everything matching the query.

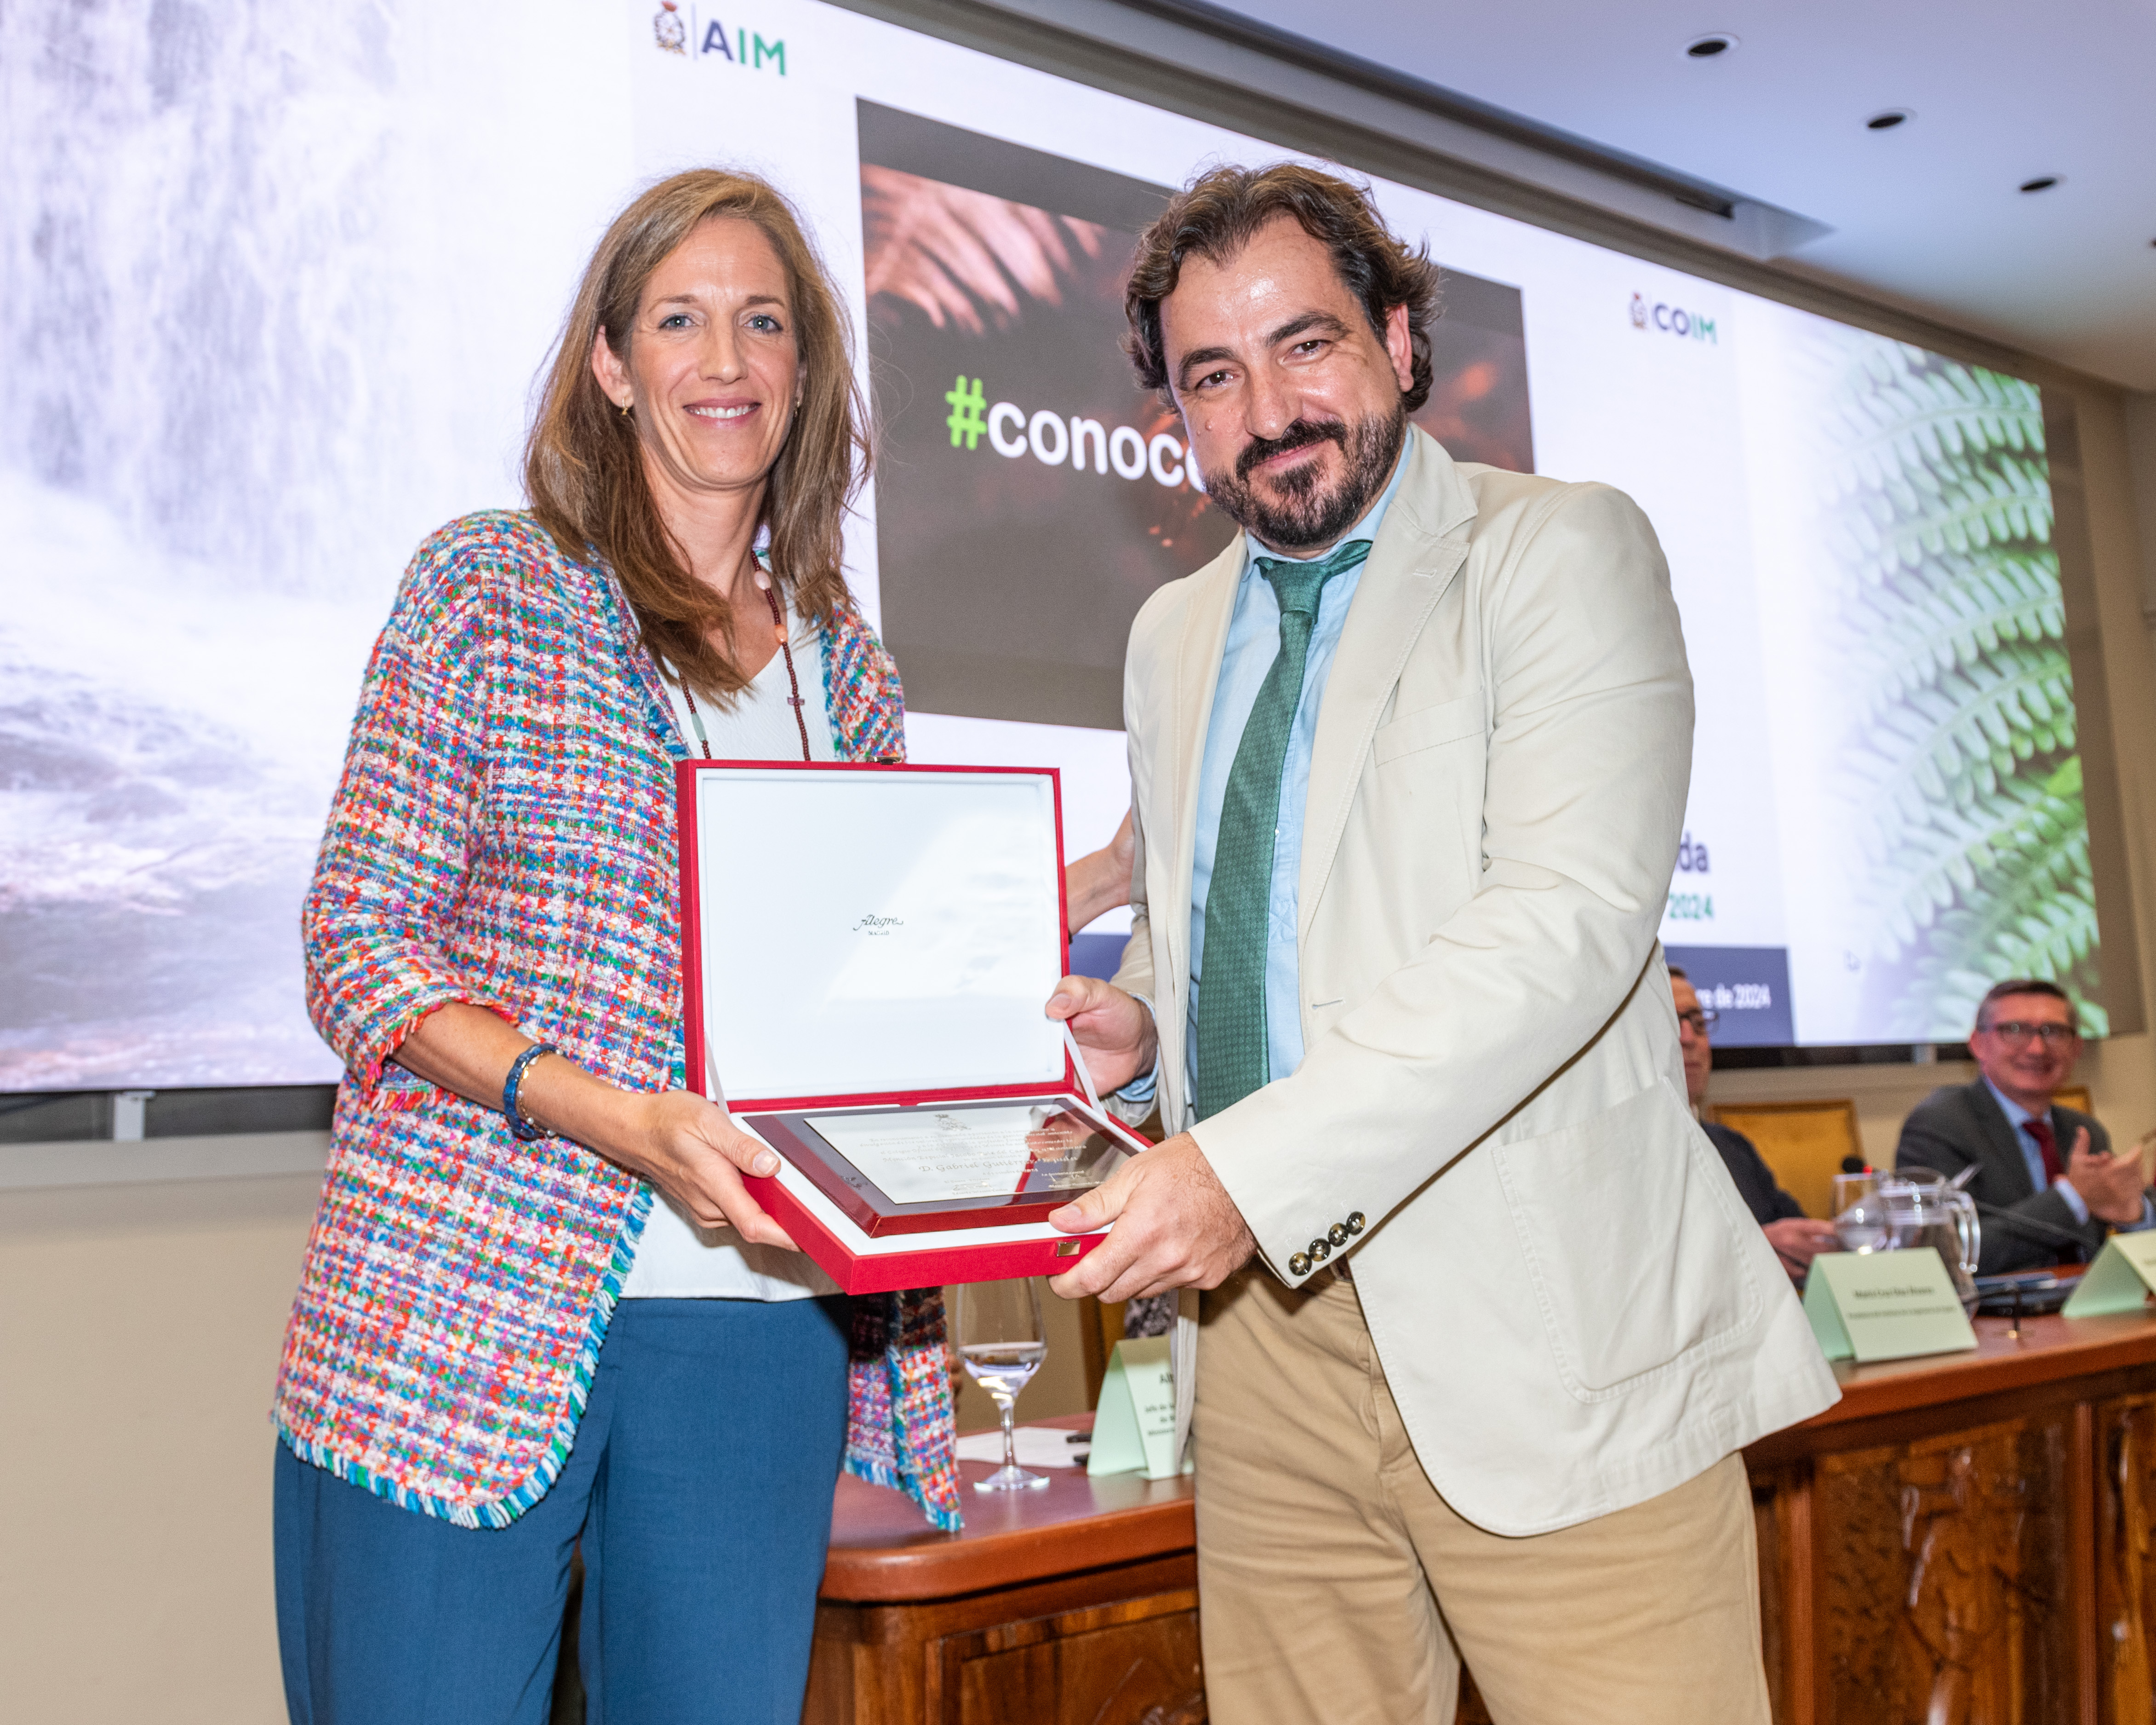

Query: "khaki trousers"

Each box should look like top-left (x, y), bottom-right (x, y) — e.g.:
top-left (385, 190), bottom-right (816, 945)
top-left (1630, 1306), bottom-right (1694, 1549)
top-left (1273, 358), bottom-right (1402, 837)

top-left (1193, 1268), bottom-right (1771, 1725)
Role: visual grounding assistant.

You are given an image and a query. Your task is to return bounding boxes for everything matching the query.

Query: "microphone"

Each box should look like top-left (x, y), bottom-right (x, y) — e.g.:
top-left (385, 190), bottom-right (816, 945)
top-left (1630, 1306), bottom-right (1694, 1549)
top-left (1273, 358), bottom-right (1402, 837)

top-left (1965, 1195), bottom-right (2092, 1250)
top-left (1866, 1158), bottom-right (2092, 1254)
top-left (1841, 1154), bottom-right (1867, 1175)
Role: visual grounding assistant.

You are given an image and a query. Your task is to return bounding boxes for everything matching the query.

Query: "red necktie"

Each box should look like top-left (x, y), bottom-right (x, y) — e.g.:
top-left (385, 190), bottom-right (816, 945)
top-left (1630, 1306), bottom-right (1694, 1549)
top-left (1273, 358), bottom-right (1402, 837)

top-left (2023, 1115), bottom-right (2064, 1184)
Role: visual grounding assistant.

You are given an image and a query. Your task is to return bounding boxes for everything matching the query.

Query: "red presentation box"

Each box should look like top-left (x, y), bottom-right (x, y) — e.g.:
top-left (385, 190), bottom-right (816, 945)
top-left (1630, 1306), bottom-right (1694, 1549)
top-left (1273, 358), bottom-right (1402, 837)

top-left (677, 760), bottom-right (1149, 1293)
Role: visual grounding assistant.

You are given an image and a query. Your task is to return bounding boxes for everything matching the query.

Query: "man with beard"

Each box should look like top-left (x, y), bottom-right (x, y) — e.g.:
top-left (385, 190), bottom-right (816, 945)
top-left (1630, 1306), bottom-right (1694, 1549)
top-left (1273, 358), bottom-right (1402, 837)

top-left (1042, 164), bottom-right (1835, 1724)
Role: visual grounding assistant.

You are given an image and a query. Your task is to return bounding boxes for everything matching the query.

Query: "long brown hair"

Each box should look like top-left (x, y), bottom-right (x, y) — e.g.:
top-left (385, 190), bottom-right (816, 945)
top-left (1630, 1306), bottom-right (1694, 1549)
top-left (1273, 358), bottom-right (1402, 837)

top-left (525, 170), bottom-right (869, 701)
top-left (1123, 163), bottom-right (1443, 412)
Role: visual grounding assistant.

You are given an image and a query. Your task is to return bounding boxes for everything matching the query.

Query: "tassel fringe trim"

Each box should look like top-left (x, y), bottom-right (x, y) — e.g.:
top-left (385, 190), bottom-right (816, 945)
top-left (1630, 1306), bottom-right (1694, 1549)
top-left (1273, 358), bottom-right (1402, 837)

top-left (275, 1180), bottom-right (658, 1528)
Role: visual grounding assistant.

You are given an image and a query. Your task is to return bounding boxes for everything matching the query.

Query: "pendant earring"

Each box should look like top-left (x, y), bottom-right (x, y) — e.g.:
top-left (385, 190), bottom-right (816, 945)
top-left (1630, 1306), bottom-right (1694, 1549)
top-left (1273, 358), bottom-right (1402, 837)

top-left (618, 399), bottom-right (632, 417)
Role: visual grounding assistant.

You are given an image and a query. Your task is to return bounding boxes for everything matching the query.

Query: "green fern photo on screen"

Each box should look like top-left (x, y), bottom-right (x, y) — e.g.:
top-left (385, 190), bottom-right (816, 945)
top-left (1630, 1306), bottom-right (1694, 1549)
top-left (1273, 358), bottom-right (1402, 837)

top-left (1813, 334), bottom-right (2099, 1040)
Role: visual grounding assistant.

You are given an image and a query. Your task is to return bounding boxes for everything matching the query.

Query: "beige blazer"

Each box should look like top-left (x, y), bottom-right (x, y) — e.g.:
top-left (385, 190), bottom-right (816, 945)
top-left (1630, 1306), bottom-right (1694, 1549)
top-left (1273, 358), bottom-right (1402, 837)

top-left (1115, 427), bottom-right (1837, 1536)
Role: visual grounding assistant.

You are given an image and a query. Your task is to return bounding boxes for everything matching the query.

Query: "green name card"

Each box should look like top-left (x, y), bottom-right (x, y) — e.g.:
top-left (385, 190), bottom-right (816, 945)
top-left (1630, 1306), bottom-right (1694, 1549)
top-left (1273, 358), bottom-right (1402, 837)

top-left (1087, 1336), bottom-right (1181, 1479)
top-left (1804, 1247), bottom-right (1979, 1363)
top-left (2062, 1233), bottom-right (2156, 1317)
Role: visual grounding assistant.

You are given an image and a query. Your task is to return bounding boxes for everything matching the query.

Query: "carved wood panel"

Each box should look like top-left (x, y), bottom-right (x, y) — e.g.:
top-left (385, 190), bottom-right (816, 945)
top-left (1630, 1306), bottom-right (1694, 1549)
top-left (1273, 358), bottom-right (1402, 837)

top-left (1814, 1412), bottom-right (2074, 1725)
top-left (940, 1593), bottom-right (1203, 1725)
top-left (2097, 1393), bottom-right (2156, 1723)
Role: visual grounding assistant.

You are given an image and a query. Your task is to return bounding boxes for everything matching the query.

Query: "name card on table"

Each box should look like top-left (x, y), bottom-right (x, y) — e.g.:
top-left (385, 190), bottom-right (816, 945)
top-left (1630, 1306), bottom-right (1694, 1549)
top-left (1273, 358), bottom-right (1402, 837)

top-left (1804, 1248), bottom-right (1979, 1363)
top-left (2062, 1233), bottom-right (2156, 1317)
top-left (1088, 1337), bottom-right (1182, 1479)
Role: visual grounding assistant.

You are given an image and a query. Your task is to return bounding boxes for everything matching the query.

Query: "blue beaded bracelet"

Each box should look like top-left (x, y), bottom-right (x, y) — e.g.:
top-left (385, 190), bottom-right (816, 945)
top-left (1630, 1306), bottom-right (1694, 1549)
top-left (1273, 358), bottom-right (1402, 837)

top-left (503, 1042), bottom-right (560, 1142)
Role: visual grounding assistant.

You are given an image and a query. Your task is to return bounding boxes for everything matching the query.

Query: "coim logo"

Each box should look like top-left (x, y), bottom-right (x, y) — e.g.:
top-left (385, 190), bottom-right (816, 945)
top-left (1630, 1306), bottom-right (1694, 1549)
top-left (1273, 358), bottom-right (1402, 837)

top-left (1629, 292), bottom-right (1717, 344)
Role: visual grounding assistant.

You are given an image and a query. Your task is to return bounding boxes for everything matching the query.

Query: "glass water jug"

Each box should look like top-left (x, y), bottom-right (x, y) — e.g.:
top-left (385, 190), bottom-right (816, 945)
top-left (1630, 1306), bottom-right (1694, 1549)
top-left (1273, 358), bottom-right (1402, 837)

top-left (1834, 1168), bottom-right (1982, 1313)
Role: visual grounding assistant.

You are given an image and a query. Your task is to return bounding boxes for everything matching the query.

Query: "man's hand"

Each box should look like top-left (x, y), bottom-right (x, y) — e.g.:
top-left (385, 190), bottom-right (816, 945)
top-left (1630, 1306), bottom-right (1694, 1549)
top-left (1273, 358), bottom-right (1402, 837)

top-left (1046, 1131), bottom-right (1256, 1303)
top-left (1045, 974), bottom-right (1157, 1096)
top-left (2064, 1126), bottom-right (2149, 1226)
top-left (1762, 1217), bottom-right (1839, 1282)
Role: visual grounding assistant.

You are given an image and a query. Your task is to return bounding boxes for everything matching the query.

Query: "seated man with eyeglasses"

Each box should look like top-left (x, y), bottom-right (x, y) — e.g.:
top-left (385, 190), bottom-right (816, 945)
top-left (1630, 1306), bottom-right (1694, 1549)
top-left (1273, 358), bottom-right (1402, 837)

top-left (1895, 978), bottom-right (2151, 1273)
top-left (1673, 969), bottom-right (1839, 1282)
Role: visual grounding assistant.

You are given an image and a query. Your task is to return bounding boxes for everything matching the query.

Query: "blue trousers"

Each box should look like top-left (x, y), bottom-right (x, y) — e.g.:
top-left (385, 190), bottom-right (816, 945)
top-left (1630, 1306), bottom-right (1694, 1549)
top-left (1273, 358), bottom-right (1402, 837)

top-left (275, 1295), bottom-right (851, 1725)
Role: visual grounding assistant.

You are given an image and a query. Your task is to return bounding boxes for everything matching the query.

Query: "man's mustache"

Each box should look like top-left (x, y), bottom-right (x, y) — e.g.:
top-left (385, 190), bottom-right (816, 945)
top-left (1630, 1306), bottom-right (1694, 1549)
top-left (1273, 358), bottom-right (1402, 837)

top-left (1235, 418), bottom-right (1347, 481)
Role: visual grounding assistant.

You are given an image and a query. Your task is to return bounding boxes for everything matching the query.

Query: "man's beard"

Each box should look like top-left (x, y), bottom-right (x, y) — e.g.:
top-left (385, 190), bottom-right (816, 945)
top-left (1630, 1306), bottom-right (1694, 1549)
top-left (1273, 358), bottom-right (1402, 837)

top-left (1199, 404), bottom-right (1407, 552)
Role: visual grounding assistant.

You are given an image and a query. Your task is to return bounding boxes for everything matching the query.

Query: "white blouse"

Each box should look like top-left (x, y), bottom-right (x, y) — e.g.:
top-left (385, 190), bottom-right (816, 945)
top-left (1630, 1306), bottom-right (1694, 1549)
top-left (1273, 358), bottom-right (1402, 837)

top-left (618, 600), bottom-right (841, 1303)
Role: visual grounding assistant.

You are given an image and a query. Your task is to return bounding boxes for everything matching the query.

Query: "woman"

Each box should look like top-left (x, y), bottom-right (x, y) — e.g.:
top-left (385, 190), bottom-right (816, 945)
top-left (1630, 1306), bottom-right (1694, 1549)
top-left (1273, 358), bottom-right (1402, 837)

top-left (273, 169), bottom-right (955, 1724)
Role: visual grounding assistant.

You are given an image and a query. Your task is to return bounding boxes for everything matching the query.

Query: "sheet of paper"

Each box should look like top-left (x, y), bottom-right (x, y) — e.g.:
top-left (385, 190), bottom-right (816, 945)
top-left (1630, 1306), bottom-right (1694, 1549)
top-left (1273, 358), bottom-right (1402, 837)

top-left (808, 1104), bottom-right (1117, 1204)
top-left (954, 1426), bottom-right (1089, 1468)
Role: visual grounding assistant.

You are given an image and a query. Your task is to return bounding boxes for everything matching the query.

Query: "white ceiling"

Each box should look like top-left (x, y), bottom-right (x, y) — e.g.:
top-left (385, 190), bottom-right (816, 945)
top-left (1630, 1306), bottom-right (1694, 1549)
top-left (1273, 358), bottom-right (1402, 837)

top-left (1211, 0), bottom-right (2156, 391)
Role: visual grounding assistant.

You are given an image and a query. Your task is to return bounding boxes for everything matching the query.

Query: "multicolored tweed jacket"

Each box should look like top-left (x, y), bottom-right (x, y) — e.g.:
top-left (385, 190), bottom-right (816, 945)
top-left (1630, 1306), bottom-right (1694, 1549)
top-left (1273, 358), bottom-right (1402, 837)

top-left (275, 510), bottom-right (960, 1531)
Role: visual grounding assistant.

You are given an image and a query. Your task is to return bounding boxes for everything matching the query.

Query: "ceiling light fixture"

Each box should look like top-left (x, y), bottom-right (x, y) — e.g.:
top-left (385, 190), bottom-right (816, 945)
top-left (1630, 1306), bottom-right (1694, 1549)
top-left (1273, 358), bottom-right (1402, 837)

top-left (1684, 33), bottom-right (1737, 58)
top-left (2019, 176), bottom-right (2061, 193)
top-left (1866, 110), bottom-right (1911, 131)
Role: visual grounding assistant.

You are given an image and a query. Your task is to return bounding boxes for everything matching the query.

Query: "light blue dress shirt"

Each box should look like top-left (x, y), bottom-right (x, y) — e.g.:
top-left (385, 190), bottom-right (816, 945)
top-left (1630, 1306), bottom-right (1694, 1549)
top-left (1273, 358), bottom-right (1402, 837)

top-left (1120, 452), bottom-right (1407, 1110)
top-left (1982, 1075), bottom-right (2152, 1232)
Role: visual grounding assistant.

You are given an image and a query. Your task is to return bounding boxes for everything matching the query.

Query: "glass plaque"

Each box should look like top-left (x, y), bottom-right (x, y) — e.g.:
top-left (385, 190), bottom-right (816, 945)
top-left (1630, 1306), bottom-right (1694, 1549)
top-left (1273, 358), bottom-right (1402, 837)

top-left (739, 1096), bottom-right (1139, 1237)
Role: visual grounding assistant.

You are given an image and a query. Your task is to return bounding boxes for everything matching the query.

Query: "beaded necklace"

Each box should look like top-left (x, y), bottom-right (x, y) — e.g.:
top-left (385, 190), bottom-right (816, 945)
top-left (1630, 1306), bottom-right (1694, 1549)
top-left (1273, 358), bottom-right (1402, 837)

top-left (678, 565), bottom-right (813, 762)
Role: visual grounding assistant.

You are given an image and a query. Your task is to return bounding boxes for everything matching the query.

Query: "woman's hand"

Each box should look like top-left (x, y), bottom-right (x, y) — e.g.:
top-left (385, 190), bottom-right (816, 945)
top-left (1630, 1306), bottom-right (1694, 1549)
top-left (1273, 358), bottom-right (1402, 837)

top-left (390, 1003), bottom-right (798, 1249)
top-left (593, 1090), bottom-right (800, 1248)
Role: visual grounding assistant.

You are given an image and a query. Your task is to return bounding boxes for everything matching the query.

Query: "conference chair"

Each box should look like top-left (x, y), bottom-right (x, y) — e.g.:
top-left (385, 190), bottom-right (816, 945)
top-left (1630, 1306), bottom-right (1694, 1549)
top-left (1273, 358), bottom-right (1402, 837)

top-left (1708, 1098), bottom-right (1862, 1221)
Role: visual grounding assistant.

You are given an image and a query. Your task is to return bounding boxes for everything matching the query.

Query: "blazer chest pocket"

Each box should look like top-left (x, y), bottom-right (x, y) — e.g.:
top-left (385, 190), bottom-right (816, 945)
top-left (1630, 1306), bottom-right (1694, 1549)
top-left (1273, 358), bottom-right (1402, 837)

top-left (1373, 694), bottom-right (1481, 766)
top-left (1493, 1079), bottom-right (1760, 1402)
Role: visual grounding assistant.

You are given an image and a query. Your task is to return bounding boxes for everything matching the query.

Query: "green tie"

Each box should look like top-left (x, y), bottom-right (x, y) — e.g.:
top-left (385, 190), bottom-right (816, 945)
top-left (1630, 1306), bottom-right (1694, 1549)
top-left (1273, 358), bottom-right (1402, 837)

top-left (1194, 538), bottom-right (1373, 1121)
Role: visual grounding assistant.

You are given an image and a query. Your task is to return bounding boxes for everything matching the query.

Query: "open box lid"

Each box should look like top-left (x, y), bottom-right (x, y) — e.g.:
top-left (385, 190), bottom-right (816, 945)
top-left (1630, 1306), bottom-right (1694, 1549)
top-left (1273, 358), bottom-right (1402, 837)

top-left (679, 762), bottom-right (1077, 1111)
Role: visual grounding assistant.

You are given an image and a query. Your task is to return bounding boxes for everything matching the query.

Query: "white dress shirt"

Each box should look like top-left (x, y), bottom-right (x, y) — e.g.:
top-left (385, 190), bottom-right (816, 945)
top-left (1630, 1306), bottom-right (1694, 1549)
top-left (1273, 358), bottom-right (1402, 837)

top-left (619, 602), bottom-right (840, 1302)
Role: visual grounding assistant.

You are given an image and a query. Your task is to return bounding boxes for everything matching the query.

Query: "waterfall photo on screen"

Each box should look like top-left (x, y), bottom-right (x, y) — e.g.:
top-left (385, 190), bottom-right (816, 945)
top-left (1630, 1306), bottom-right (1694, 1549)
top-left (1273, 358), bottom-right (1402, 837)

top-left (0, 0), bottom-right (633, 1089)
top-left (0, 2), bottom-right (417, 1088)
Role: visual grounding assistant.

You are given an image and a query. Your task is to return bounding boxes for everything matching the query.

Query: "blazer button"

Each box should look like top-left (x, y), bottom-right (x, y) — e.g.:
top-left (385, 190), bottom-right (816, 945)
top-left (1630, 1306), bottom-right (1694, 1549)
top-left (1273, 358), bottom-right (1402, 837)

top-left (1327, 1223), bottom-right (1350, 1249)
top-left (1289, 1252), bottom-right (1312, 1277)
top-left (1345, 1212), bottom-right (1367, 1236)
top-left (1309, 1238), bottom-right (1331, 1263)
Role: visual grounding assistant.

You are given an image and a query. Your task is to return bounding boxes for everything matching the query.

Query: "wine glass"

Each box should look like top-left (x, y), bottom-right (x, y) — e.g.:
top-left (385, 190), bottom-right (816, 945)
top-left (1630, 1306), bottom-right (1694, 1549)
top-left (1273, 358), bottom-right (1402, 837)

top-left (953, 1279), bottom-right (1051, 1493)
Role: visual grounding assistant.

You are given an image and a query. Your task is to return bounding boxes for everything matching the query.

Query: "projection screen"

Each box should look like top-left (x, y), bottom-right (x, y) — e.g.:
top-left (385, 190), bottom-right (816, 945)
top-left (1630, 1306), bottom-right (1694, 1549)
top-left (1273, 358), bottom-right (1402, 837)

top-left (0, 0), bottom-right (2103, 1087)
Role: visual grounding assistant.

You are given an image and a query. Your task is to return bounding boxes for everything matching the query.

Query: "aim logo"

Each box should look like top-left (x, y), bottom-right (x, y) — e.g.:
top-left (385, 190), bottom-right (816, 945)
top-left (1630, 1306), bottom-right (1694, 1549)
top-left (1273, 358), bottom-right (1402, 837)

top-left (1629, 292), bottom-right (1717, 344)
top-left (655, 3), bottom-right (787, 75)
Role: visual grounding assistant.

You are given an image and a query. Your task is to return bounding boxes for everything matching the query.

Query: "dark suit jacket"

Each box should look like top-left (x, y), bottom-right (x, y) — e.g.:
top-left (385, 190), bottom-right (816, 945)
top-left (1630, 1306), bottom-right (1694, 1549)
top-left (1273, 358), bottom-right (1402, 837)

top-left (1703, 1121), bottom-right (1807, 1227)
top-left (1894, 1081), bottom-right (2110, 1273)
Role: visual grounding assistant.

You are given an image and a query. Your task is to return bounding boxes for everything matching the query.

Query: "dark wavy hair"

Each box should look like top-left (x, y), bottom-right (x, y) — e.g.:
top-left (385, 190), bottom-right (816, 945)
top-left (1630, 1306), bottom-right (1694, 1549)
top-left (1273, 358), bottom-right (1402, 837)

top-left (1123, 163), bottom-right (1442, 410)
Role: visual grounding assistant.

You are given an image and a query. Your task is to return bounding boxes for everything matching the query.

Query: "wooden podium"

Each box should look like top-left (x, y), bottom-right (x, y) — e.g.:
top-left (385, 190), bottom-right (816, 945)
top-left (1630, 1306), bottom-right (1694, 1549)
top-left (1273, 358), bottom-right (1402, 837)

top-left (1748, 1308), bottom-right (2156, 1724)
top-left (807, 1414), bottom-right (1200, 1724)
top-left (808, 1313), bottom-right (2156, 1724)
